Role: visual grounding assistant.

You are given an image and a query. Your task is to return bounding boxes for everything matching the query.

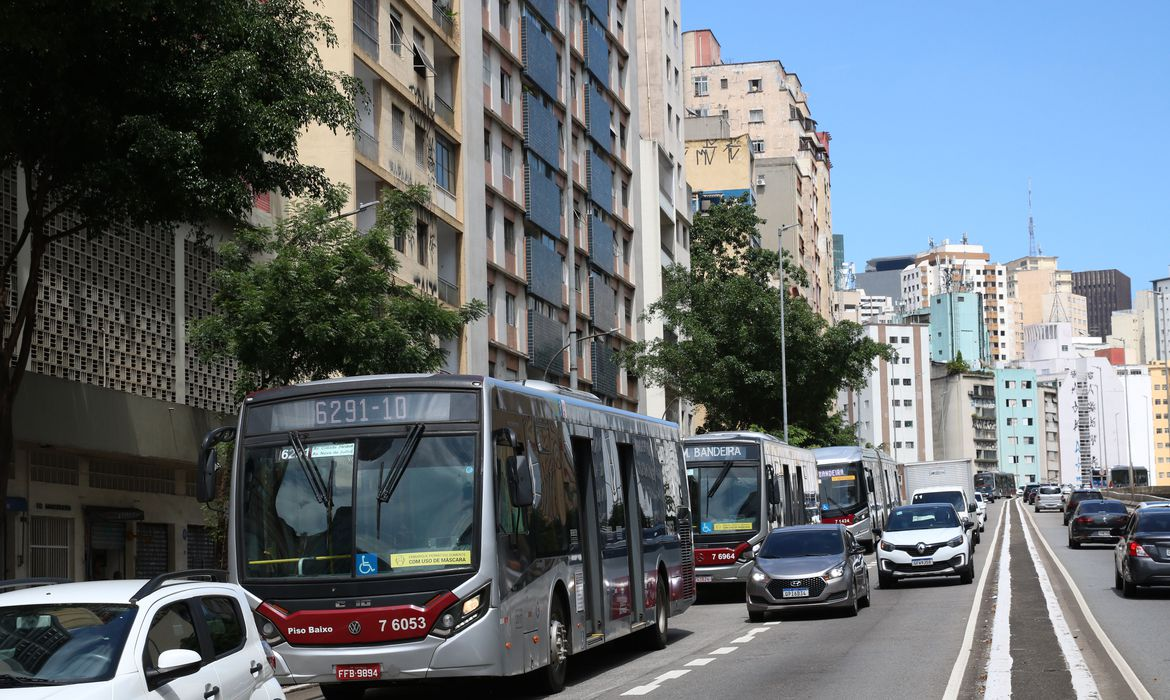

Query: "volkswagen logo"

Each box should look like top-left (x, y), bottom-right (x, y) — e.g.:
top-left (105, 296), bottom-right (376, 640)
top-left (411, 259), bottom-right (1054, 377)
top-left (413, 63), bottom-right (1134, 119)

top-left (916, 542), bottom-right (926, 554)
top-left (348, 621), bottom-right (361, 635)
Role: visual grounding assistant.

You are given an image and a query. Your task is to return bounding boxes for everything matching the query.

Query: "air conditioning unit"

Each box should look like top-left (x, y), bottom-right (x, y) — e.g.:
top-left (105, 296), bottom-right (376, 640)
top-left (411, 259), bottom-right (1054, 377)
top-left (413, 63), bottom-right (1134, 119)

top-left (756, 175), bottom-right (766, 186)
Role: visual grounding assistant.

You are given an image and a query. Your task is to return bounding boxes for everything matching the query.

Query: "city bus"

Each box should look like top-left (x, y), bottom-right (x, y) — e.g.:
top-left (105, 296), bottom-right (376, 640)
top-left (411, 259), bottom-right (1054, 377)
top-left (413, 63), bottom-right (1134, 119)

top-left (196, 375), bottom-right (696, 697)
top-left (682, 432), bottom-right (818, 585)
top-left (974, 471), bottom-right (1018, 500)
top-left (1109, 466), bottom-right (1149, 487)
top-left (812, 446), bottom-right (901, 552)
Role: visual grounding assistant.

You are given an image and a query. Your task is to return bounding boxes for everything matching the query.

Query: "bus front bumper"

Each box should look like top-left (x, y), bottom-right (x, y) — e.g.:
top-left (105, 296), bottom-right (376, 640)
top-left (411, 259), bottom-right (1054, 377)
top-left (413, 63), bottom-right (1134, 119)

top-left (270, 609), bottom-right (501, 685)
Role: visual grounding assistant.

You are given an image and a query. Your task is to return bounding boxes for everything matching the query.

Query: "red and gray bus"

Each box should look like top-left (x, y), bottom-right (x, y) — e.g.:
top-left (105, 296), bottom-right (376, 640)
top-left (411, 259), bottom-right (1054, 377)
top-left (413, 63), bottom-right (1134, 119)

top-left (683, 432), bottom-right (818, 585)
top-left (812, 446), bottom-right (901, 552)
top-left (197, 375), bottom-right (695, 697)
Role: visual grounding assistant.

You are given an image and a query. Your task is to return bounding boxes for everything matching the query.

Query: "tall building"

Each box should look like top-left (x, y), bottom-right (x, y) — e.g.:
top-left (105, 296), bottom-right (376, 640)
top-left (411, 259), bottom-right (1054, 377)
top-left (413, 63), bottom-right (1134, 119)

top-left (1152, 275), bottom-right (1170, 361)
top-left (682, 29), bottom-right (834, 318)
top-left (1150, 361), bottom-right (1170, 485)
top-left (931, 366), bottom-right (999, 474)
top-left (1108, 290), bottom-right (1157, 364)
top-left (1072, 269), bottom-right (1131, 340)
top-left (634, 0), bottom-right (693, 431)
top-left (1004, 256), bottom-right (1088, 346)
top-left (928, 292), bottom-right (989, 368)
top-left (1039, 381), bottom-right (1062, 482)
top-left (839, 323), bottom-right (934, 464)
top-left (683, 129), bottom-right (757, 205)
top-left (855, 254), bottom-right (914, 302)
top-left (994, 368), bottom-right (1043, 483)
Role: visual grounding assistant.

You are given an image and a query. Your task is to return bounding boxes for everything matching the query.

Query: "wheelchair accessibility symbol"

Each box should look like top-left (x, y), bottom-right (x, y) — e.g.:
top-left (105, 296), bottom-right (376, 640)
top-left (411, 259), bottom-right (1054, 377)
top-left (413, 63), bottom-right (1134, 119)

top-left (355, 553), bottom-right (378, 576)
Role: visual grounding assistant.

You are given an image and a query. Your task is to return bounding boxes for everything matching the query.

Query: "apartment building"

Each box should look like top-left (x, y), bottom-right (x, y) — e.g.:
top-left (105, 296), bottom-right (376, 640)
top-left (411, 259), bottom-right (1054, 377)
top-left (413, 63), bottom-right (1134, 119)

top-left (929, 291), bottom-right (989, 368)
top-left (1151, 275), bottom-right (1170, 361)
top-left (1005, 256), bottom-right (1088, 353)
top-left (634, 0), bottom-right (693, 430)
top-left (1072, 268), bottom-right (1132, 340)
top-left (931, 367), bottom-right (999, 473)
top-left (1039, 381), bottom-right (1062, 482)
top-left (682, 29), bottom-right (834, 318)
top-left (995, 368), bottom-right (1043, 484)
top-left (1150, 361), bottom-right (1170, 485)
top-left (1108, 290), bottom-right (1157, 364)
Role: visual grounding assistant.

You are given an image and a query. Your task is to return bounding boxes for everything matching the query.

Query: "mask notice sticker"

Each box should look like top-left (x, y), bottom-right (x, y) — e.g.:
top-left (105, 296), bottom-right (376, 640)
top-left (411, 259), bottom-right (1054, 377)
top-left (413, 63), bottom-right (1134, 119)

top-left (390, 550), bottom-right (472, 568)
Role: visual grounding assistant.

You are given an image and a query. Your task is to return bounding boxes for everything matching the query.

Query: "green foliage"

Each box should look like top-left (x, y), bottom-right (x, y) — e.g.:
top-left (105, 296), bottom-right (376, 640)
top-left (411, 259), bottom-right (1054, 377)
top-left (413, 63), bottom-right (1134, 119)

top-left (620, 197), bottom-right (892, 448)
top-left (946, 350), bottom-right (971, 375)
top-left (190, 186), bottom-right (486, 399)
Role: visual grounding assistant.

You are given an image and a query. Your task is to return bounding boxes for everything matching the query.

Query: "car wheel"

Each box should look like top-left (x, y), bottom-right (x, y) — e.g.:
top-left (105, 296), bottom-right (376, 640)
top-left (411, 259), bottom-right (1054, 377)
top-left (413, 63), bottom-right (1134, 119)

top-left (1122, 573), bottom-right (1139, 598)
top-left (529, 598), bottom-right (569, 693)
top-left (748, 609), bottom-right (766, 623)
top-left (320, 684), bottom-right (368, 700)
top-left (1068, 537), bottom-right (1080, 549)
top-left (844, 590), bottom-right (859, 617)
top-left (878, 571), bottom-right (895, 589)
top-left (1114, 567), bottom-right (1124, 590)
top-left (960, 564), bottom-right (974, 585)
top-left (1034, 506), bottom-right (1039, 513)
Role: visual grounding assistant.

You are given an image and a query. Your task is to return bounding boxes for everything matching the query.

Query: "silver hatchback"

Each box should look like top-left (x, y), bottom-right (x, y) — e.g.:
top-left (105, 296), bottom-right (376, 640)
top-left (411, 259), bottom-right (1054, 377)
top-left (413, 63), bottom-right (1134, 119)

top-left (1034, 485), bottom-right (1064, 513)
top-left (746, 525), bottom-right (870, 621)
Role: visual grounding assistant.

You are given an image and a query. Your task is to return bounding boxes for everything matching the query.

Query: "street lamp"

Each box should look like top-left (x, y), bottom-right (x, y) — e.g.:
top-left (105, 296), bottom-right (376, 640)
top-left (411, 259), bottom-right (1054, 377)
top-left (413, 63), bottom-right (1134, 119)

top-left (542, 328), bottom-right (619, 383)
top-left (324, 200), bottom-right (379, 223)
top-left (777, 223), bottom-right (800, 443)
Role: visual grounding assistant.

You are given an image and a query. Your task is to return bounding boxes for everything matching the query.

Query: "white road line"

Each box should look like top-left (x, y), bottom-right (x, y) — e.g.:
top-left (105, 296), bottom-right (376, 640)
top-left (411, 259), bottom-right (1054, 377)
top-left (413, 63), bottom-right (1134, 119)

top-left (654, 670), bottom-right (691, 682)
top-left (943, 500), bottom-right (1007, 700)
top-left (685, 658), bottom-right (716, 667)
top-left (984, 502), bottom-right (1013, 699)
top-left (620, 669), bottom-right (691, 696)
top-left (622, 685), bottom-right (659, 696)
top-left (1013, 500), bottom-right (1100, 699)
top-left (710, 646), bottom-right (738, 655)
top-left (764, 620), bottom-right (782, 625)
top-left (1020, 503), bottom-right (1154, 700)
top-left (731, 634), bottom-right (755, 643)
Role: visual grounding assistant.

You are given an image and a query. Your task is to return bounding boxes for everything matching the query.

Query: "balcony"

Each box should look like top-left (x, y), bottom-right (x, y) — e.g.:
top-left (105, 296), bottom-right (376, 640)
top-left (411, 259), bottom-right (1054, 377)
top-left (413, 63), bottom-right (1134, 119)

top-left (433, 1), bottom-right (456, 38)
top-left (355, 127), bottom-right (378, 162)
top-left (438, 277), bottom-right (460, 306)
top-left (435, 93), bottom-right (455, 128)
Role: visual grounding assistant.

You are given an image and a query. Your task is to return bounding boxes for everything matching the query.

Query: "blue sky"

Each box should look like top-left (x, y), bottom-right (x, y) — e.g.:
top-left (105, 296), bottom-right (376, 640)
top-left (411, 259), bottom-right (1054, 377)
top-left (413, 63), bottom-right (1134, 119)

top-left (681, 1), bottom-right (1170, 293)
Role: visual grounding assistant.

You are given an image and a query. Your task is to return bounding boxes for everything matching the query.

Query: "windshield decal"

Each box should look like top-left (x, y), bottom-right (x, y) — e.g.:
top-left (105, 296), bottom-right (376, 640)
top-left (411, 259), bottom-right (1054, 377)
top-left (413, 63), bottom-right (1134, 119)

top-left (355, 552), bottom-right (379, 576)
top-left (390, 550), bottom-right (472, 568)
top-left (279, 443), bottom-right (355, 461)
top-left (700, 520), bottom-right (754, 533)
top-left (829, 475), bottom-right (856, 481)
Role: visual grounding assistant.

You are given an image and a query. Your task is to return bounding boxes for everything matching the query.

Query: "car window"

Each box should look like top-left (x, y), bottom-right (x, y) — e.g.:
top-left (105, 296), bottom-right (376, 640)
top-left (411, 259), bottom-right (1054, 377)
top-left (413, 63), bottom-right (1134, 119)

top-left (1136, 512), bottom-right (1170, 533)
top-left (0, 604), bottom-right (136, 684)
top-left (759, 530), bottom-right (844, 558)
top-left (144, 602), bottom-right (201, 669)
top-left (1078, 501), bottom-right (1127, 514)
top-left (1039, 486), bottom-right (1061, 495)
top-left (199, 597), bottom-right (247, 659)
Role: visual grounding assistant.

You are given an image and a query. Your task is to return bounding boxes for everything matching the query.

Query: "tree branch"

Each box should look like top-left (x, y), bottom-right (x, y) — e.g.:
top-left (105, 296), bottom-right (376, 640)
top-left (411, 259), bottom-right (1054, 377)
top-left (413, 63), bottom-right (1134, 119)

top-left (2, 235), bottom-right (46, 363)
top-left (44, 219), bottom-right (89, 242)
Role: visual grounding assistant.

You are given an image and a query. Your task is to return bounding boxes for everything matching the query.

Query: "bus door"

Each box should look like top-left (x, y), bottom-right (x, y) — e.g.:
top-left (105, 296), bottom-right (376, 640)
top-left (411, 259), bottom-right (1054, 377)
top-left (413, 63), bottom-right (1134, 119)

top-left (794, 465), bottom-right (807, 525)
top-left (571, 437), bottom-right (604, 636)
top-left (780, 464), bottom-right (794, 526)
top-left (617, 443), bottom-right (646, 626)
top-left (593, 429), bottom-right (634, 636)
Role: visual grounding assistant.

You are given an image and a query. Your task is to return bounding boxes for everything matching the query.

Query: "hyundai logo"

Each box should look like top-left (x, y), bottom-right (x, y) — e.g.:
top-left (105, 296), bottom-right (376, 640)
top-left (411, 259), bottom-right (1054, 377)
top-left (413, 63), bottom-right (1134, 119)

top-left (916, 543), bottom-right (926, 554)
top-left (348, 621), bottom-right (361, 635)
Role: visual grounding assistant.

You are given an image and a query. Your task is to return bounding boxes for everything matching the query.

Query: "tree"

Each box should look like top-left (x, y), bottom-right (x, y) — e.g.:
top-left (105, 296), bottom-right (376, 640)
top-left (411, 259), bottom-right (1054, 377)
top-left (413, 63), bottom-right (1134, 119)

top-left (945, 350), bottom-right (971, 375)
top-left (0, 0), bottom-right (360, 563)
top-left (189, 185), bottom-right (487, 397)
top-left (619, 197), bottom-right (892, 447)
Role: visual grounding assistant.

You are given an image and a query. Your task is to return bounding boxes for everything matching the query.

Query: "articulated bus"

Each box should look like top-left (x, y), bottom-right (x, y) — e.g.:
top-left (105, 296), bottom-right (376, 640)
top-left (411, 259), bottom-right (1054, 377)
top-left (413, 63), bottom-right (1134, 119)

top-left (812, 447), bottom-right (901, 552)
top-left (196, 375), bottom-right (695, 697)
top-left (682, 432), bottom-right (818, 584)
top-left (974, 471), bottom-right (1017, 500)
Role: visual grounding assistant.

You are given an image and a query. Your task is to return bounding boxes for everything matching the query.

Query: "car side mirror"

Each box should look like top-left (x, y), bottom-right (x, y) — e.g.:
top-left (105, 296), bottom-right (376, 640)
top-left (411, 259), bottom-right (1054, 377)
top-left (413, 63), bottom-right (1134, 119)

top-left (963, 521), bottom-right (975, 530)
top-left (968, 503), bottom-right (977, 513)
top-left (146, 648), bottom-right (203, 690)
top-left (850, 545), bottom-right (865, 556)
top-left (506, 454), bottom-right (535, 508)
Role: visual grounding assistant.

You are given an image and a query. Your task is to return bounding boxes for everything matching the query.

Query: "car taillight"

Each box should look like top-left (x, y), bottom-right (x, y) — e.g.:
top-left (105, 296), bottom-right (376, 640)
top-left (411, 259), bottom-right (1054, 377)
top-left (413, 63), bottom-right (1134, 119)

top-left (261, 639), bottom-right (277, 671)
top-left (1127, 541), bottom-right (1149, 558)
top-left (254, 609), bottom-right (287, 646)
top-left (1075, 516), bottom-right (1092, 525)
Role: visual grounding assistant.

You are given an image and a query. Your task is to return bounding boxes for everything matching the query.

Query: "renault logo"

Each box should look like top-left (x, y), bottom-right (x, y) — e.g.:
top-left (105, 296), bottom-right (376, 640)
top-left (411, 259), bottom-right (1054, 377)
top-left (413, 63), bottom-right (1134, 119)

top-left (348, 621), bottom-right (361, 635)
top-left (916, 543), bottom-right (926, 554)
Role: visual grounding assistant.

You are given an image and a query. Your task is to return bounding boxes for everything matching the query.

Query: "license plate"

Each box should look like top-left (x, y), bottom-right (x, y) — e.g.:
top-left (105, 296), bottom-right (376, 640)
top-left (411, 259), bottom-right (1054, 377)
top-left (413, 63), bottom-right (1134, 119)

top-left (1095, 531), bottom-right (1111, 538)
top-left (695, 575), bottom-right (713, 583)
top-left (335, 663), bottom-right (381, 681)
top-left (912, 558), bottom-right (933, 567)
top-left (782, 588), bottom-right (809, 598)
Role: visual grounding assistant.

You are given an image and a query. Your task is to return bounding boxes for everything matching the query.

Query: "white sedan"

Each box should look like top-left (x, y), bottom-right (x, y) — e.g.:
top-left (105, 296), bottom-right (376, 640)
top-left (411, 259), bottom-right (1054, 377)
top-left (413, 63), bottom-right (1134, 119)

top-left (972, 492), bottom-right (988, 532)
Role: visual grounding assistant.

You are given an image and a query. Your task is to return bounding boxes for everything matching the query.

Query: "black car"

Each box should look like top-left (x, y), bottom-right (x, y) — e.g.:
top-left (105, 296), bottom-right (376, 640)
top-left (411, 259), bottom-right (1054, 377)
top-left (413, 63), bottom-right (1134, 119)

top-left (1022, 484), bottom-right (1041, 504)
top-left (1063, 489), bottom-right (1104, 525)
top-left (1067, 500), bottom-right (1128, 548)
top-left (977, 485), bottom-right (995, 503)
top-left (1114, 505), bottom-right (1170, 597)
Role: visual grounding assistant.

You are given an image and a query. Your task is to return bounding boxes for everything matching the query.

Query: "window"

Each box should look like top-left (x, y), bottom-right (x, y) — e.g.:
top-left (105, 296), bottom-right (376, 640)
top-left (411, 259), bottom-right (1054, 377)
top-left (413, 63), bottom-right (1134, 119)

top-left (485, 205), bottom-right (494, 238)
top-left (416, 221), bottom-right (428, 265)
top-left (890, 378), bottom-right (899, 386)
top-left (484, 130), bottom-right (492, 162)
top-left (415, 125), bottom-right (427, 166)
top-left (750, 139), bottom-right (765, 154)
top-left (144, 602), bottom-right (199, 669)
top-left (904, 399), bottom-right (913, 407)
top-left (905, 441), bottom-right (915, 448)
top-left (500, 69), bottom-right (512, 103)
top-left (483, 49), bottom-right (492, 85)
top-left (904, 420), bottom-right (914, 428)
top-left (487, 283), bottom-right (495, 313)
top-left (902, 379), bottom-right (911, 386)
top-left (200, 597), bottom-right (246, 659)
top-left (388, 8), bottom-right (404, 54)
top-left (392, 106), bottom-right (405, 151)
top-left (502, 145), bottom-right (514, 179)
top-left (504, 219), bottom-right (515, 254)
top-left (505, 293), bottom-right (516, 325)
top-left (902, 337), bottom-right (910, 343)
top-left (1022, 399), bottom-right (1032, 408)
top-left (720, 77), bottom-right (728, 89)
top-left (748, 78), bottom-right (762, 92)
top-left (435, 137), bottom-right (454, 193)
top-left (498, 0), bottom-right (510, 30)
top-left (748, 109), bottom-right (764, 123)
top-left (693, 75), bottom-right (708, 96)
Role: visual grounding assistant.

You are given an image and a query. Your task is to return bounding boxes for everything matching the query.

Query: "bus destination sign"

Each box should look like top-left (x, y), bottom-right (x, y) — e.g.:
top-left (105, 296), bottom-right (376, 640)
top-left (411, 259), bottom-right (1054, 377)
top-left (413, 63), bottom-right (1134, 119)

top-left (683, 443), bottom-right (760, 462)
top-left (246, 391), bottom-right (478, 434)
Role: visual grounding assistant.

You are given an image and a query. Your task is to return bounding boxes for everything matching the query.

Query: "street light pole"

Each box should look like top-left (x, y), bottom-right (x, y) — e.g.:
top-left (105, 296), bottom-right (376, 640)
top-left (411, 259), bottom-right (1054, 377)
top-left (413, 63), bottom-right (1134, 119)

top-left (777, 223), bottom-right (800, 443)
top-left (323, 200), bottom-right (379, 223)
top-left (542, 328), bottom-right (619, 383)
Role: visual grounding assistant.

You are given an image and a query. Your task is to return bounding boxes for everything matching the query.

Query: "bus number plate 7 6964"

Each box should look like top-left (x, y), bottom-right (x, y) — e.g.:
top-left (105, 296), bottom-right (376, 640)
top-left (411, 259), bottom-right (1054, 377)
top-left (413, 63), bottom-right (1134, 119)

top-left (336, 663), bottom-right (381, 681)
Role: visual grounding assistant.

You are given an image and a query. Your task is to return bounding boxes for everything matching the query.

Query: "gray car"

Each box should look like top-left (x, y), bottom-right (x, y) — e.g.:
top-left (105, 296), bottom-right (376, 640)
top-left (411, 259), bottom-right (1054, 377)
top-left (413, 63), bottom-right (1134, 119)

top-left (1034, 485), bottom-right (1064, 513)
top-left (745, 524), bottom-right (870, 621)
top-left (1114, 506), bottom-right (1170, 597)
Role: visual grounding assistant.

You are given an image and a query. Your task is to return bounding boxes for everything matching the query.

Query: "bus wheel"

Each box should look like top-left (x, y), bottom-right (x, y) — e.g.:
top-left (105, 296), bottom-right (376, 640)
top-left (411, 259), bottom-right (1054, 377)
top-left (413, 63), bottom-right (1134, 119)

top-left (531, 599), bottom-right (569, 694)
top-left (642, 577), bottom-right (669, 650)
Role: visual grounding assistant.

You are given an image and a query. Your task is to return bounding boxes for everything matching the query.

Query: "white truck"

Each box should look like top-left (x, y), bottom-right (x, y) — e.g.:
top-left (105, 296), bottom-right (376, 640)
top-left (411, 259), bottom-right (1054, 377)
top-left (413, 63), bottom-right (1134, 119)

top-left (899, 459), bottom-right (980, 545)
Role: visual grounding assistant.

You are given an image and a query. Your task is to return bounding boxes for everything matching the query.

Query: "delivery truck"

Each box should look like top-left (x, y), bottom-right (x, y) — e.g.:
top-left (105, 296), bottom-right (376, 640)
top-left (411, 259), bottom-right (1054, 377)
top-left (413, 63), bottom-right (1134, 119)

top-left (899, 459), bottom-right (980, 545)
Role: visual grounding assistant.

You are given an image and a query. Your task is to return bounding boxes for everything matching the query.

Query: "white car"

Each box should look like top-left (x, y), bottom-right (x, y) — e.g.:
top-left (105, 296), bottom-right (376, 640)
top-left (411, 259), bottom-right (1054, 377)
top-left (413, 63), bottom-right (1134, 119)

top-left (0, 571), bottom-right (283, 700)
top-left (972, 492), bottom-right (988, 532)
top-left (875, 503), bottom-right (975, 588)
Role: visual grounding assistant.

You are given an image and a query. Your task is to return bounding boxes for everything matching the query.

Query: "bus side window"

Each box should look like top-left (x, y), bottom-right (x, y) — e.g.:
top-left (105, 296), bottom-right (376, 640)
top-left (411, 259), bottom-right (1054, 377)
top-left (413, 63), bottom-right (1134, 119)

top-left (495, 425), bottom-right (529, 536)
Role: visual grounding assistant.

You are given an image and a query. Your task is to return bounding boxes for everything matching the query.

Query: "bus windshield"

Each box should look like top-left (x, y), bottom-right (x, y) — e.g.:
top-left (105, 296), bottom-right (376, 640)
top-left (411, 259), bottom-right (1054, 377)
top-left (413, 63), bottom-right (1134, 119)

top-left (818, 462), bottom-right (864, 517)
top-left (240, 433), bottom-right (477, 580)
top-left (687, 463), bottom-right (760, 536)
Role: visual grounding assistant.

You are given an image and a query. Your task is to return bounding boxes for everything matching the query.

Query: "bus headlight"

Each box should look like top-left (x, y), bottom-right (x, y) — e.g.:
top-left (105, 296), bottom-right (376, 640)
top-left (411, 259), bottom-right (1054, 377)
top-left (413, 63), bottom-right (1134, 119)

top-left (431, 583), bottom-right (491, 638)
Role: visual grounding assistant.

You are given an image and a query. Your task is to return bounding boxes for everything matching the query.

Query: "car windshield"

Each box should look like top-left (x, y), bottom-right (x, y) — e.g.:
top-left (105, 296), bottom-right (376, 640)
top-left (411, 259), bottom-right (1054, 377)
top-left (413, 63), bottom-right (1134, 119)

top-left (1078, 501), bottom-right (1127, 514)
top-left (758, 530), bottom-right (844, 558)
top-left (887, 506), bottom-right (960, 531)
top-left (1136, 512), bottom-right (1170, 533)
top-left (912, 490), bottom-right (965, 512)
top-left (240, 434), bottom-right (478, 580)
top-left (0, 604), bottom-right (136, 686)
top-left (688, 464), bottom-right (760, 535)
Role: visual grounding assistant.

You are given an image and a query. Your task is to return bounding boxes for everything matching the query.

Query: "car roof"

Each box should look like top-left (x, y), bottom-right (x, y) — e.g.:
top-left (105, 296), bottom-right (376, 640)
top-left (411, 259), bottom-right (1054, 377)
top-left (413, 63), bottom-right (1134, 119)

top-left (912, 486), bottom-right (965, 494)
top-left (767, 524), bottom-right (844, 535)
top-left (0, 579), bottom-right (235, 607)
top-left (1137, 502), bottom-right (1170, 509)
top-left (895, 502), bottom-right (956, 511)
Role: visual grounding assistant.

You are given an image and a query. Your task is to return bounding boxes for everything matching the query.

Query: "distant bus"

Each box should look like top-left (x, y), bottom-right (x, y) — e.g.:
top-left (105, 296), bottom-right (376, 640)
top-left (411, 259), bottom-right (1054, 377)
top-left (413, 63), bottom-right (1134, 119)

top-left (812, 446), bottom-right (901, 552)
top-left (974, 471), bottom-right (1018, 499)
top-left (1109, 466), bottom-right (1149, 487)
top-left (683, 432), bottom-right (817, 585)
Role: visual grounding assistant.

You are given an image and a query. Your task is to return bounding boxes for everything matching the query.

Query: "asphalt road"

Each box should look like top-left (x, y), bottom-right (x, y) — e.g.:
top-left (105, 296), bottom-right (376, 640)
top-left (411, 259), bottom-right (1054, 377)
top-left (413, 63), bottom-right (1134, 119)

top-left (287, 499), bottom-right (1166, 700)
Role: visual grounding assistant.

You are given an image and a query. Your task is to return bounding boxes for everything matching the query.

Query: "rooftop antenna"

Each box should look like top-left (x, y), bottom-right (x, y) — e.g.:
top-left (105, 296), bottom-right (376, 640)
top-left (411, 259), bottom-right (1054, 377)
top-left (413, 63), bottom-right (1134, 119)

top-left (1027, 178), bottom-right (1038, 258)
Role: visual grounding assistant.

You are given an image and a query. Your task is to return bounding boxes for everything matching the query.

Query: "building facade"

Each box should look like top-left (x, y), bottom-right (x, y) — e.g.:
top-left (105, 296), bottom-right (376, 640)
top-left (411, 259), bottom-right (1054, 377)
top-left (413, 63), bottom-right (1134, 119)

top-left (928, 292), bottom-right (988, 368)
top-left (1005, 256), bottom-right (1088, 352)
top-left (1152, 275), bottom-right (1170, 361)
top-left (931, 367), bottom-right (999, 473)
top-left (1039, 381), bottom-right (1062, 482)
top-left (1150, 361), bottom-right (1170, 485)
top-left (1072, 268), bottom-right (1132, 340)
top-left (994, 368), bottom-right (1043, 484)
top-left (1108, 289), bottom-right (1157, 364)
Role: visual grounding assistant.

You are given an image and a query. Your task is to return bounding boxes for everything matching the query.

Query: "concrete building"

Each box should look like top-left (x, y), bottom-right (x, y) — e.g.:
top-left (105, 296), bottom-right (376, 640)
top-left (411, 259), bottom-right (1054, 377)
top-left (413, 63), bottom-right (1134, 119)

top-left (634, 0), bottom-right (694, 431)
top-left (684, 131), bottom-right (757, 206)
top-left (839, 324), bottom-right (934, 464)
top-left (1039, 381), bottom-right (1062, 482)
top-left (832, 289), bottom-right (862, 324)
top-left (858, 294), bottom-right (895, 324)
top-left (1150, 361), bottom-right (1170, 485)
top-left (1152, 275), bottom-right (1170, 361)
top-left (994, 368), bottom-right (1043, 484)
top-left (1072, 268), bottom-right (1131, 340)
top-left (928, 291), bottom-right (989, 368)
top-left (931, 367), bottom-right (999, 473)
top-left (682, 29), bottom-right (834, 318)
top-left (901, 240), bottom-right (1015, 364)
top-left (855, 254), bottom-right (915, 302)
top-left (1108, 290), bottom-right (1157, 364)
top-left (1005, 256), bottom-right (1088, 352)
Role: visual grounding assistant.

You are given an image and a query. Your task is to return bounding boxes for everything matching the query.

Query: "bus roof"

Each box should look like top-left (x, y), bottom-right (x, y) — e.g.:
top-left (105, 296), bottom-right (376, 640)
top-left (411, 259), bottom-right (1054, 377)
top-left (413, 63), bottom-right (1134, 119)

top-left (683, 431), bottom-right (793, 445)
top-left (812, 445), bottom-right (867, 465)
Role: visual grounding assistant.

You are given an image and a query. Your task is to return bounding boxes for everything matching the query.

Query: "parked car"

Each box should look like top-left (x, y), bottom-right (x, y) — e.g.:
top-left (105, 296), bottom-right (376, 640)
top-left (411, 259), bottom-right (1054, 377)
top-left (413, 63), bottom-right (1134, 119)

top-left (1114, 505), bottom-right (1170, 597)
top-left (0, 571), bottom-right (284, 699)
top-left (1022, 484), bottom-right (1041, 505)
top-left (1034, 485), bottom-right (1064, 513)
top-left (1067, 500), bottom-right (1129, 548)
top-left (746, 525), bottom-right (871, 620)
top-left (875, 503), bottom-right (975, 587)
top-left (1063, 489), bottom-right (1105, 525)
top-left (972, 492), bottom-right (988, 532)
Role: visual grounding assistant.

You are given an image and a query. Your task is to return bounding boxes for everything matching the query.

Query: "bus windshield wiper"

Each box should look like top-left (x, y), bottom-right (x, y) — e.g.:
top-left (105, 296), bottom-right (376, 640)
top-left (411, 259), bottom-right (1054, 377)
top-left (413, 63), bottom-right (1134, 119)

top-left (287, 431), bottom-right (331, 507)
top-left (707, 461), bottom-right (734, 499)
top-left (378, 424), bottom-right (426, 503)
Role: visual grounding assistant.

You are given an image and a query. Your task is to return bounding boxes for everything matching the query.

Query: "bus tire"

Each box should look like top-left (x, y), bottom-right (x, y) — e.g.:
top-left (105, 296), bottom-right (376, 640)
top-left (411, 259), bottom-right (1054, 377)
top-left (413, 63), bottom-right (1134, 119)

top-left (862, 539), bottom-right (875, 555)
top-left (641, 575), bottom-right (669, 650)
top-left (530, 597), bottom-right (569, 694)
top-left (320, 683), bottom-right (368, 700)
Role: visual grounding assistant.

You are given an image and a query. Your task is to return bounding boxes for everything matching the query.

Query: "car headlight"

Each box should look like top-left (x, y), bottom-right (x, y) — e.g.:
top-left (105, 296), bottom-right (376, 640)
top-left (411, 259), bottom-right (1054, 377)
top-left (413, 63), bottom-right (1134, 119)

top-left (750, 568), bottom-right (768, 583)
top-left (822, 565), bottom-right (845, 581)
top-left (947, 535), bottom-right (964, 548)
top-left (879, 539), bottom-right (895, 552)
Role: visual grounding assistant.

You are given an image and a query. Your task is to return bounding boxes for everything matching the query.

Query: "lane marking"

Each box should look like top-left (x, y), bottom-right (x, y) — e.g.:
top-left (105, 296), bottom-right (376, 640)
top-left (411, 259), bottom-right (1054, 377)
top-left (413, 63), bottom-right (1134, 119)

top-left (685, 658), bottom-right (715, 667)
top-left (765, 620), bottom-right (782, 625)
top-left (731, 634), bottom-right (755, 643)
top-left (984, 502), bottom-right (1013, 699)
top-left (710, 646), bottom-right (738, 655)
top-left (620, 669), bottom-right (691, 696)
top-left (1014, 500), bottom-right (1100, 699)
top-left (943, 499), bottom-right (1007, 700)
top-left (1020, 502), bottom-right (1154, 700)
top-left (622, 685), bottom-right (659, 696)
top-left (655, 670), bottom-right (690, 682)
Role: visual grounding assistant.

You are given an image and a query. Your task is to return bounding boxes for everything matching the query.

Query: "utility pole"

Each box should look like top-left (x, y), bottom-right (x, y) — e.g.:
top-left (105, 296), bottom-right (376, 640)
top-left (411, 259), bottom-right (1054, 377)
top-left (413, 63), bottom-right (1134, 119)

top-left (778, 223), bottom-right (800, 443)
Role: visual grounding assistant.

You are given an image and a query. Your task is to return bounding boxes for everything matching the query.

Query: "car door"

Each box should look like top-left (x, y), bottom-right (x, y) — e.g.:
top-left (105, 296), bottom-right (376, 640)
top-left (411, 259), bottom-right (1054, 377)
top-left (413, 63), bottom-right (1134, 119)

top-left (846, 531), bottom-right (867, 594)
top-left (140, 597), bottom-right (223, 700)
top-left (196, 594), bottom-right (267, 700)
